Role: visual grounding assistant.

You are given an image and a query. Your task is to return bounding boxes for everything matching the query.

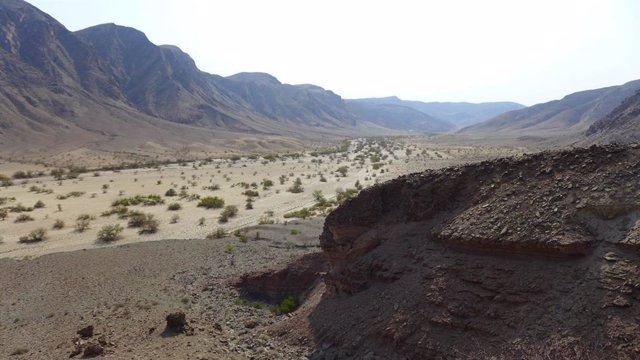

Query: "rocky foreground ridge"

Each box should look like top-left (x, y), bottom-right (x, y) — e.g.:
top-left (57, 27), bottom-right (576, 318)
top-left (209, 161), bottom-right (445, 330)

top-left (302, 144), bottom-right (640, 359)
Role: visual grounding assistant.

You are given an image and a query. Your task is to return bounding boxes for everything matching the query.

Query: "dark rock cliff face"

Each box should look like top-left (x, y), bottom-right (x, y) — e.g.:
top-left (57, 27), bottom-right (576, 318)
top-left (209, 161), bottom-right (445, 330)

top-left (311, 144), bottom-right (640, 359)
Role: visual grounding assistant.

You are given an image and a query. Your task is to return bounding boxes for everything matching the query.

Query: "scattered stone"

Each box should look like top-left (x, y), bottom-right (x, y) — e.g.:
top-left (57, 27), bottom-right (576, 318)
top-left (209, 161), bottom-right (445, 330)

top-left (604, 252), bottom-right (620, 262)
top-left (613, 296), bottom-right (632, 308)
top-left (82, 342), bottom-right (104, 357)
top-left (166, 312), bottom-right (187, 331)
top-left (76, 325), bottom-right (94, 339)
top-left (244, 320), bottom-right (259, 329)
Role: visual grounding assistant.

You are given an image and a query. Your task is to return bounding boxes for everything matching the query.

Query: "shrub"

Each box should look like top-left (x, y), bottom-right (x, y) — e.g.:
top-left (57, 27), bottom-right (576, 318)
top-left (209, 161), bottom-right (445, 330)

top-left (218, 205), bottom-right (238, 223)
top-left (50, 168), bottom-right (65, 180)
top-left (10, 204), bottom-right (33, 213)
top-left (272, 296), bottom-right (299, 314)
top-left (170, 214), bottom-right (180, 223)
top-left (206, 228), bottom-right (227, 239)
top-left (0, 208), bottom-right (7, 220)
top-left (14, 214), bottom-right (34, 223)
top-left (165, 188), bottom-right (177, 197)
top-left (97, 224), bottom-right (124, 242)
top-left (19, 228), bottom-right (46, 243)
top-left (52, 219), bottom-right (65, 229)
top-left (101, 205), bottom-right (129, 218)
top-left (336, 166), bottom-right (349, 177)
top-left (238, 234), bottom-right (249, 243)
top-left (242, 190), bottom-right (259, 197)
top-left (261, 179), bottom-right (274, 190)
top-left (112, 194), bottom-right (164, 207)
top-left (198, 196), bottom-right (225, 209)
top-left (287, 178), bottom-right (304, 193)
top-left (336, 188), bottom-right (359, 204)
top-left (33, 200), bottom-right (45, 209)
top-left (127, 211), bottom-right (146, 227)
top-left (224, 243), bottom-right (235, 253)
top-left (283, 208), bottom-right (314, 219)
top-left (75, 218), bottom-right (91, 232)
top-left (130, 213), bottom-right (159, 234)
top-left (245, 197), bottom-right (253, 210)
top-left (140, 215), bottom-right (158, 233)
top-left (77, 214), bottom-right (95, 221)
top-left (167, 202), bottom-right (182, 211)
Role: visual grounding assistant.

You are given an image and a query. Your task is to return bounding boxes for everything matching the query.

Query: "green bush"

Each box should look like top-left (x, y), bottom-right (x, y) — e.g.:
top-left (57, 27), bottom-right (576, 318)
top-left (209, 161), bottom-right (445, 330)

top-left (197, 196), bottom-right (225, 209)
top-left (14, 214), bottom-right (34, 223)
top-left (283, 208), bottom-right (314, 219)
top-left (242, 190), bottom-right (259, 197)
top-left (287, 178), bottom-right (304, 193)
top-left (126, 211), bottom-right (146, 227)
top-left (272, 296), bottom-right (299, 314)
top-left (101, 205), bottom-right (129, 218)
top-left (52, 219), bottom-right (65, 229)
top-left (206, 228), bottom-right (227, 239)
top-left (33, 200), bottom-right (45, 209)
top-left (336, 188), bottom-right (359, 204)
top-left (75, 218), bottom-right (91, 232)
top-left (112, 194), bottom-right (164, 207)
top-left (261, 179), bottom-right (274, 190)
top-left (19, 228), bottom-right (46, 243)
top-left (336, 166), bottom-right (349, 177)
top-left (167, 202), bottom-right (182, 211)
top-left (138, 214), bottom-right (159, 234)
top-left (97, 224), bottom-right (124, 242)
top-left (218, 205), bottom-right (238, 223)
top-left (165, 188), bottom-right (177, 197)
top-left (127, 212), bottom-right (158, 233)
top-left (77, 214), bottom-right (95, 221)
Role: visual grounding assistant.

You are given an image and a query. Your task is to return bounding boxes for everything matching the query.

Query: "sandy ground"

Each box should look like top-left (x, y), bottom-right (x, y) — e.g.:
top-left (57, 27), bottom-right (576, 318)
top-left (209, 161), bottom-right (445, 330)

top-left (0, 218), bottom-right (324, 359)
top-left (0, 138), bottom-right (524, 259)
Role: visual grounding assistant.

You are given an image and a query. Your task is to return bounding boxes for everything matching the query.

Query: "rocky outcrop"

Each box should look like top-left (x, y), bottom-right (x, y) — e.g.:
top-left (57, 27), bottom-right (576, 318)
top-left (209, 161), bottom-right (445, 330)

top-left (312, 144), bottom-right (640, 359)
top-left (233, 253), bottom-right (327, 304)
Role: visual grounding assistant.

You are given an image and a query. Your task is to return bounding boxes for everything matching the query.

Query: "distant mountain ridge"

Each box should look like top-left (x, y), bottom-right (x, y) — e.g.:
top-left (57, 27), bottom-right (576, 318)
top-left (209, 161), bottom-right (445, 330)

top-left (0, 0), bottom-right (389, 159)
top-left (345, 100), bottom-right (455, 133)
top-left (348, 96), bottom-right (525, 128)
top-left (460, 80), bottom-right (640, 137)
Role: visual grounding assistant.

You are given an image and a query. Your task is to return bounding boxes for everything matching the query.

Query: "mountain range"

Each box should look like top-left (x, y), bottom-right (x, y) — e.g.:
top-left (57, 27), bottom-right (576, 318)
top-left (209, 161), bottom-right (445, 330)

top-left (0, 0), bottom-right (524, 161)
top-left (459, 79), bottom-right (640, 139)
top-left (348, 97), bottom-right (525, 129)
top-left (0, 0), bottom-right (637, 162)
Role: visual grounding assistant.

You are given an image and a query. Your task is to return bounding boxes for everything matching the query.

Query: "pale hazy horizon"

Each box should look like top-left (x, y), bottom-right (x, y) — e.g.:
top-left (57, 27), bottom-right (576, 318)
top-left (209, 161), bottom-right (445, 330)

top-left (28, 0), bottom-right (640, 106)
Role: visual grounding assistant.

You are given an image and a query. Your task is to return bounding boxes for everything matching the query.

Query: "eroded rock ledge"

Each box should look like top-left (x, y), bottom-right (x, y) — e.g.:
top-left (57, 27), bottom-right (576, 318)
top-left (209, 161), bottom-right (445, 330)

top-left (310, 144), bottom-right (640, 359)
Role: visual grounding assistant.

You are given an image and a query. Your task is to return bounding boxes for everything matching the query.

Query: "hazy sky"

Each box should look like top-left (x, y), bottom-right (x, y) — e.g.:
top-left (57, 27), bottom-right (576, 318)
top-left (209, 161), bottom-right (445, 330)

top-left (29, 0), bottom-right (640, 105)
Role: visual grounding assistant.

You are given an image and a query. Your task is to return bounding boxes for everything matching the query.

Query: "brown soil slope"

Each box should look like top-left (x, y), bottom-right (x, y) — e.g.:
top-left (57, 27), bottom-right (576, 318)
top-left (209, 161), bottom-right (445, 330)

top-left (310, 144), bottom-right (640, 359)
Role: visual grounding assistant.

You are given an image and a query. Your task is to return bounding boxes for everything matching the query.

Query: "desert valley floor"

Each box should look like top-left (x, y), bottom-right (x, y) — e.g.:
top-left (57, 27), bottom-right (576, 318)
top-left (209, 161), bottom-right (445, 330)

top-left (0, 138), bottom-right (523, 259)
